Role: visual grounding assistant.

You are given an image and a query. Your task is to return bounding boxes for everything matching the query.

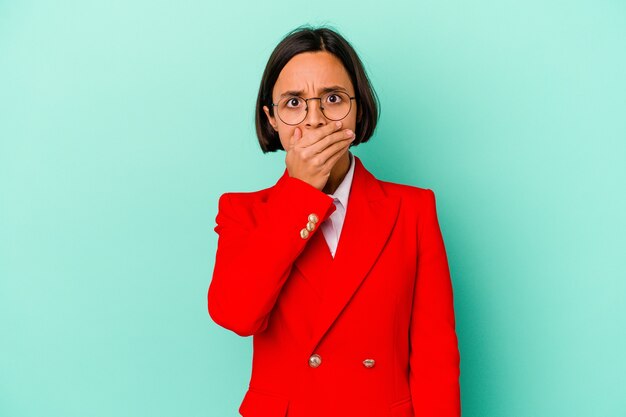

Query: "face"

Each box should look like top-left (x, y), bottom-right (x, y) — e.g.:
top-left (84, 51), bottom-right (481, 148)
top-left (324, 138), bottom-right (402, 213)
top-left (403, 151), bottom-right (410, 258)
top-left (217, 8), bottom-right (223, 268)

top-left (263, 51), bottom-right (359, 150)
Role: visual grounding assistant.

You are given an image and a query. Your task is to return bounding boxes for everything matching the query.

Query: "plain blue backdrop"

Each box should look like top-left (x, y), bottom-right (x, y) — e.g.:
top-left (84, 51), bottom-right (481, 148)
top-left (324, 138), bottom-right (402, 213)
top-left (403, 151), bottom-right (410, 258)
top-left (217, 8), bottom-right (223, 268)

top-left (1, 1), bottom-right (625, 416)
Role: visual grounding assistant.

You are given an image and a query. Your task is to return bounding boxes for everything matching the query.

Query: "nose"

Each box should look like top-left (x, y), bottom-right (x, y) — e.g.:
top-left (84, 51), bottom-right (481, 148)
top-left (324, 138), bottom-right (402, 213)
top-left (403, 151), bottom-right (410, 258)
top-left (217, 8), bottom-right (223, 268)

top-left (304, 98), bottom-right (326, 127)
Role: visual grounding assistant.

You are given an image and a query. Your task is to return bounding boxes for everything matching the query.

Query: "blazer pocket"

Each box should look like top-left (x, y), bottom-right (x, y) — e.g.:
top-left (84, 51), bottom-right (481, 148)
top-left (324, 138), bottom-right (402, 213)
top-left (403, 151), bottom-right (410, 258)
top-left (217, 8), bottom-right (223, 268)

top-left (389, 396), bottom-right (414, 417)
top-left (238, 387), bottom-right (289, 417)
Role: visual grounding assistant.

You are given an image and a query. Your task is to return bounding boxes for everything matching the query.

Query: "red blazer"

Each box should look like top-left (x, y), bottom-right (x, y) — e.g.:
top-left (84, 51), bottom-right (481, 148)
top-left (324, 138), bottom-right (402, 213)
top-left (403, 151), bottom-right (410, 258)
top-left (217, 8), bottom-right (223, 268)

top-left (208, 155), bottom-right (460, 417)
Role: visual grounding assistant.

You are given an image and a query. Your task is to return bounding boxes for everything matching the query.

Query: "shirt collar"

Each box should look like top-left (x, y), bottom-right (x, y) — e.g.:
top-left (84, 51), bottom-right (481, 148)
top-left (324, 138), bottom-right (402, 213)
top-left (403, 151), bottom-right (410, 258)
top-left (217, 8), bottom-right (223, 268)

top-left (326, 151), bottom-right (355, 210)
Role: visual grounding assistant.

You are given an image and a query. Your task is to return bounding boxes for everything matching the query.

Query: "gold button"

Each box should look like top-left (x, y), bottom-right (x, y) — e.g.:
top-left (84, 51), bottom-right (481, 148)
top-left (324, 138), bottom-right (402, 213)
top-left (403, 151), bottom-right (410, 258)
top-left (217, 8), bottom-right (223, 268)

top-left (300, 228), bottom-right (309, 239)
top-left (309, 354), bottom-right (322, 368)
top-left (306, 221), bottom-right (315, 232)
top-left (363, 359), bottom-right (376, 368)
top-left (308, 213), bottom-right (319, 224)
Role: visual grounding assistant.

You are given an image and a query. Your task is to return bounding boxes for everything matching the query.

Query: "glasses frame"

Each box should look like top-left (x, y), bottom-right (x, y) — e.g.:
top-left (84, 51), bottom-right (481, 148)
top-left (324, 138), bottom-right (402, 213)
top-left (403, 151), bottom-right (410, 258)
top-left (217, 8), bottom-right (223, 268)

top-left (271, 91), bottom-right (356, 126)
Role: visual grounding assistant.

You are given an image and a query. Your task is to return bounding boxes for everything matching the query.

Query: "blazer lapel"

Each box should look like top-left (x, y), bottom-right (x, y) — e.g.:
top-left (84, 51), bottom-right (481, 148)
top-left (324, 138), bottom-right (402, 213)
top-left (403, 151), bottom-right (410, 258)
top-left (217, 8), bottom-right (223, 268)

top-left (306, 156), bottom-right (401, 352)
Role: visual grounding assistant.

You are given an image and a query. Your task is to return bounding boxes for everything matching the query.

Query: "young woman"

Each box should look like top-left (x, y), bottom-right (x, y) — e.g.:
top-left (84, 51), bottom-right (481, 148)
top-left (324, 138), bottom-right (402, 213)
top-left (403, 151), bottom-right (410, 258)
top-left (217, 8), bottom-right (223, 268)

top-left (208, 25), bottom-right (461, 417)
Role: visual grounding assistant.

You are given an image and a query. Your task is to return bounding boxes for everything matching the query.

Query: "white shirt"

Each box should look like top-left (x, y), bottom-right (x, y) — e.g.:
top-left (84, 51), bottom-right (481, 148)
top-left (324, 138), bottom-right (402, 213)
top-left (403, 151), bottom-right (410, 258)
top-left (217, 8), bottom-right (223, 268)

top-left (321, 151), bottom-right (355, 258)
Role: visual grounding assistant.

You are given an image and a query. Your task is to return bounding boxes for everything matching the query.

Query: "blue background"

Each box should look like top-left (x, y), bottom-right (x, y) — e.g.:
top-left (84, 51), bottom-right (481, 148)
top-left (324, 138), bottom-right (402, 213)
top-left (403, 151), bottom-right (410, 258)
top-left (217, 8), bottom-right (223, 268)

top-left (1, 1), bottom-right (624, 416)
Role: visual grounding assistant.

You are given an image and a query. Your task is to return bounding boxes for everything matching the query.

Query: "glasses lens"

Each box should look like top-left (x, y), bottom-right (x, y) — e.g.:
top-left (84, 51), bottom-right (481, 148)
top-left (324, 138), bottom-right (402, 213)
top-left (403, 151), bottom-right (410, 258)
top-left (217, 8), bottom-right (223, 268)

top-left (277, 96), bottom-right (306, 125)
top-left (275, 92), bottom-right (352, 125)
top-left (321, 91), bottom-right (352, 121)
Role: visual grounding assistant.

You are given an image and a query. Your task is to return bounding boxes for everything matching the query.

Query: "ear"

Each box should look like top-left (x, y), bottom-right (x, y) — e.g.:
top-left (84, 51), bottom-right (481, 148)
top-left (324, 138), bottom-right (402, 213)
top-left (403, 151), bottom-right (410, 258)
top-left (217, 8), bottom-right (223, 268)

top-left (263, 105), bottom-right (278, 131)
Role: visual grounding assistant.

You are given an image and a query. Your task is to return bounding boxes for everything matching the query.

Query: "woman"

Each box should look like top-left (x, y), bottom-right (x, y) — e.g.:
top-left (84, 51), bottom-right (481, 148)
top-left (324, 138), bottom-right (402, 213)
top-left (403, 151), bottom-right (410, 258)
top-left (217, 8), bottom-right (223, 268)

top-left (208, 25), bottom-right (461, 417)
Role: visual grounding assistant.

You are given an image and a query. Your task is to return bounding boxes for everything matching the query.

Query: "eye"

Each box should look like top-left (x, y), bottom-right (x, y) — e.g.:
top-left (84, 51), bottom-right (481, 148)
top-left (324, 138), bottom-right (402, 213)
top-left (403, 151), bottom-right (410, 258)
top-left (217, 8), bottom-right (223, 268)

top-left (285, 97), bottom-right (304, 108)
top-left (324, 93), bottom-right (343, 105)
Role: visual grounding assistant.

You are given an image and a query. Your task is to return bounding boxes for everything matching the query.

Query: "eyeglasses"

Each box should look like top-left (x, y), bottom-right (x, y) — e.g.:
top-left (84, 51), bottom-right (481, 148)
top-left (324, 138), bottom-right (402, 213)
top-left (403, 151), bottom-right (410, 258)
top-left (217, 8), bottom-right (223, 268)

top-left (271, 91), bottom-right (356, 125)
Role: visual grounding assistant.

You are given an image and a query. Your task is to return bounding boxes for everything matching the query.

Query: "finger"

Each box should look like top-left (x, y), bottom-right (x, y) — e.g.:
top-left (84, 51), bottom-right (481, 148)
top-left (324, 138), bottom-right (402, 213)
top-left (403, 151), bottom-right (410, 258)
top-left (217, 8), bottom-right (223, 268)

top-left (299, 121), bottom-right (343, 147)
top-left (315, 135), bottom-right (354, 166)
top-left (309, 128), bottom-right (355, 154)
top-left (321, 140), bottom-right (351, 173)
top-left (290, 127), bottom-right (301, 148)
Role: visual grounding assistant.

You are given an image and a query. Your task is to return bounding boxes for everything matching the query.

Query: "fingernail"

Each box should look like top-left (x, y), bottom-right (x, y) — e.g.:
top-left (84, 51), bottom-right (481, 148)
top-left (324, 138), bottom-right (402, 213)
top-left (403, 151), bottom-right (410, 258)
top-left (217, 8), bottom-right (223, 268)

top-left (346, 129), bottom-right (353, 137)
top-left (335, 121), bottom-right (342, 128)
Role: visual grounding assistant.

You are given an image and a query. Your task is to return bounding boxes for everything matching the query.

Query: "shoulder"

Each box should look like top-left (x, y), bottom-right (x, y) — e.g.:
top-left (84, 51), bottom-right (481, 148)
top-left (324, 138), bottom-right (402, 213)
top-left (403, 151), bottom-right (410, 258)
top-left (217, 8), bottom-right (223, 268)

top-left (216, 172), bottom-right (323, 210)
top-left (376, 178), bottom-right (437, 207)
top-left (374, 180), bottom-right (444, 243)
top-left (212, 187), bottom-right (273, 232)
top-left (217, 187), bottom-right (270, 205)
top-left (215, 186), bottom-right (271, 216)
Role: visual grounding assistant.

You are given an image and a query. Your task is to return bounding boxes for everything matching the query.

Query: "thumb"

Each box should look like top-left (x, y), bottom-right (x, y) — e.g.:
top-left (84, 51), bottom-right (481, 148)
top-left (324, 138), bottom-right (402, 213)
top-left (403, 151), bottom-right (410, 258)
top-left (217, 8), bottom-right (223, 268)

top-left (291, 127), bottom-right (301, 146)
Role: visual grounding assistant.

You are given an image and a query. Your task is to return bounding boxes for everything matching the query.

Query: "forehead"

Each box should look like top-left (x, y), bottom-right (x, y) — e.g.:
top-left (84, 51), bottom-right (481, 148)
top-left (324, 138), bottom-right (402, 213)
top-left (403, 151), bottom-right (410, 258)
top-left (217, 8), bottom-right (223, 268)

top-left (273, 51), bottom-right (353, 96)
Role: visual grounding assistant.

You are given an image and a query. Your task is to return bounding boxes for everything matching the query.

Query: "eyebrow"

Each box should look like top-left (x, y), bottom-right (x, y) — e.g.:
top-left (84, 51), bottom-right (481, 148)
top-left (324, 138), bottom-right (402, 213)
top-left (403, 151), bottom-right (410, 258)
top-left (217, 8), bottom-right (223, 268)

top-left (279, 85), bottom-right (349, 98)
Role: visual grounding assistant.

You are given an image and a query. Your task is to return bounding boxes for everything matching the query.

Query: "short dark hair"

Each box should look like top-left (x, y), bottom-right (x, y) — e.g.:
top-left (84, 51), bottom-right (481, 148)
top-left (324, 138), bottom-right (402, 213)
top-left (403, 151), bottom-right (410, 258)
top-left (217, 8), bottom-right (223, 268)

top-left (255, 25), bottom-right (380, 153)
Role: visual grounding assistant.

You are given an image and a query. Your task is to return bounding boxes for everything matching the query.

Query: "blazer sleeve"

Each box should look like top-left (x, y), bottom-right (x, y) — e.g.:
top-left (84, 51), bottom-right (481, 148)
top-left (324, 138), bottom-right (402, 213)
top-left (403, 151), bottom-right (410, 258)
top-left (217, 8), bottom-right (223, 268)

top-left (409, 189), bottom-right (461, 416)
top-left (207, 174), bottom-right (337, 337)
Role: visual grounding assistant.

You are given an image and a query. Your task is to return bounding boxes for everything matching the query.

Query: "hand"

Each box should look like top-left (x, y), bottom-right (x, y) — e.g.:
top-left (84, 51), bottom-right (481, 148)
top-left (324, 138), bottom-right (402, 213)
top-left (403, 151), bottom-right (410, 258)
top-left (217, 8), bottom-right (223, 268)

top-left (284, 121), bottom-right (356, 191)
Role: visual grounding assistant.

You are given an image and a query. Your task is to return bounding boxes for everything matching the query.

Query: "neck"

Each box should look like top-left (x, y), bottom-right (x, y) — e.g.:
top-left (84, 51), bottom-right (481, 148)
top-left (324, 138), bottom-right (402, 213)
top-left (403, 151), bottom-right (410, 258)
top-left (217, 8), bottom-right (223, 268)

top-left (323, 152), bottom-right (351, 195)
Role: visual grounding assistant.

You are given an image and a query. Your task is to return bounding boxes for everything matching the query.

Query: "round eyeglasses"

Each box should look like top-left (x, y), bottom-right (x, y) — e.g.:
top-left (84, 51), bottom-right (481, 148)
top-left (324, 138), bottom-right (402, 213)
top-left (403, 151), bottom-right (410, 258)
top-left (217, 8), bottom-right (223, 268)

top-left (271, 91), bottom-right (356, 125)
